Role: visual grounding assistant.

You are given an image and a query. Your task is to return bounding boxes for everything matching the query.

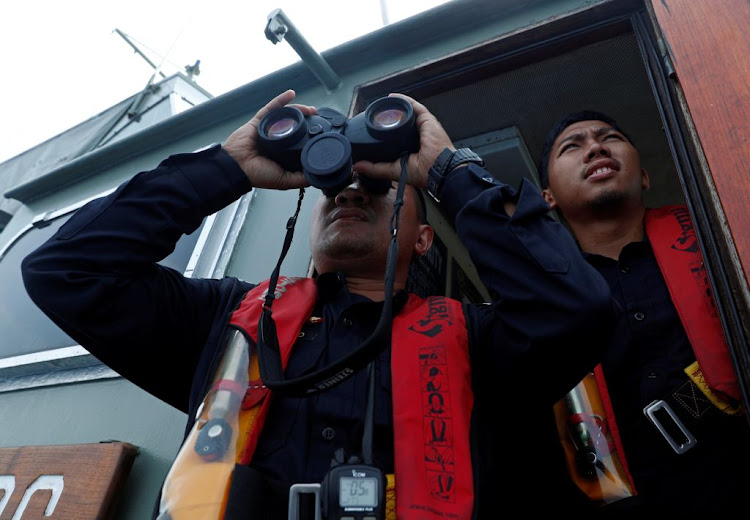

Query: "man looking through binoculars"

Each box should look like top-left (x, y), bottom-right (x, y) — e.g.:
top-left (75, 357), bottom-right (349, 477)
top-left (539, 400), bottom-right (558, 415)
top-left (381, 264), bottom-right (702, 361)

top-left (23, 90), bottom-right (616, 519)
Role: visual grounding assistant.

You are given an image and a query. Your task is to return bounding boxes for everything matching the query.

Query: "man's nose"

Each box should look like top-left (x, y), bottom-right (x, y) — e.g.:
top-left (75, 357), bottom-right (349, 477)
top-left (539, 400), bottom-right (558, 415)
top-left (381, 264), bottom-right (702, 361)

top-left (334, 173), bottom-right (371, 205)
top-left (586, 140), bottom-right (610, 160)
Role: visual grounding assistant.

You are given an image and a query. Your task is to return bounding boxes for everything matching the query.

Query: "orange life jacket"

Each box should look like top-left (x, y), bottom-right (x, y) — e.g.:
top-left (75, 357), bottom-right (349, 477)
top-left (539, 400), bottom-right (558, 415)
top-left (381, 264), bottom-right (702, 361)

top-left (229, 276), bottom-right (475, 519)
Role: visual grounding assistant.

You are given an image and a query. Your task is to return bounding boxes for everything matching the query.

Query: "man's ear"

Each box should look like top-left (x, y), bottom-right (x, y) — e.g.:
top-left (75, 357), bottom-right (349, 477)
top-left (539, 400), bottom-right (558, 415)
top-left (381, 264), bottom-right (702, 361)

top-left (641, 168), bottom-right (651, 191)
top-left (542, 188), bottom-right (558, 210)
top-left (414, 224), bottom-right (434, 257)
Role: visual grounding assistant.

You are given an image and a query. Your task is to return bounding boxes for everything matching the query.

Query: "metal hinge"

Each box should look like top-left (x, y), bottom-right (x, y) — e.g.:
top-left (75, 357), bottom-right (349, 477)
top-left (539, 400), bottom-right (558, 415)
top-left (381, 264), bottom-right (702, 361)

top-left (657, 38), bottom-right (676, 79)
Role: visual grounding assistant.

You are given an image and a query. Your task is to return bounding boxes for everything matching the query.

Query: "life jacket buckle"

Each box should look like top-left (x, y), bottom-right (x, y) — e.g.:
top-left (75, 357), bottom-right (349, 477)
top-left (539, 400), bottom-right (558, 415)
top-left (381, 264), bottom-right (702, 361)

top-left (643, 399), bottom-right (697, 454)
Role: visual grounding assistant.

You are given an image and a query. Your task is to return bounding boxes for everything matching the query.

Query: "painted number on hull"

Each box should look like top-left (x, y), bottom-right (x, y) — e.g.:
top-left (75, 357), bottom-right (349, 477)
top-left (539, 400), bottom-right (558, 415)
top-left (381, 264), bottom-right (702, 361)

top-left (0, 475), bottom-right (64, 518)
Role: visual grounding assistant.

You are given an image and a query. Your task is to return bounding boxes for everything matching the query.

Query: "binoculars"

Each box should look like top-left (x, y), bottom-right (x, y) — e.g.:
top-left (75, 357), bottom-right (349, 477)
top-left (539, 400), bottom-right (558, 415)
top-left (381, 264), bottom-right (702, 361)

top-left (257, 96), bottom-right (419, 196)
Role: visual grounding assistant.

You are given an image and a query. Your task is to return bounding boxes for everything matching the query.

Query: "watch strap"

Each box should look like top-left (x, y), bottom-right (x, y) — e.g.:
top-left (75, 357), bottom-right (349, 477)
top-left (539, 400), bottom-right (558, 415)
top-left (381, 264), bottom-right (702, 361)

top-left (427, 148), bottom-right (455, 201)
top-left (446, 148), bottom-right (484, 172)
top-left (427, 147), bottom-right (484, 201)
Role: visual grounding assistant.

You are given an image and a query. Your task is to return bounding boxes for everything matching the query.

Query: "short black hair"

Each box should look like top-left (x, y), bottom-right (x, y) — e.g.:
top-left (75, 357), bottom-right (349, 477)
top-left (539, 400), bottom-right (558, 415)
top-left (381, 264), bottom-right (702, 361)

top-left (538, 110), bottom-right (632, 189)
top-left (414, 187), bottom-right (427, 223)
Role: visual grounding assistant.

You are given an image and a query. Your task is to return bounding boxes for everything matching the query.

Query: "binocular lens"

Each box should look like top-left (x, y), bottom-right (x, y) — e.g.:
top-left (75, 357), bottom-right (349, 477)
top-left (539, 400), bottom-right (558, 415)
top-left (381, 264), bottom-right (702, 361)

top-left (266, 117), bottom-right (299, 139)
top-left (371, 108), bottom-right (408, 130)
top-left (257, 96), bottom-right (417, 193)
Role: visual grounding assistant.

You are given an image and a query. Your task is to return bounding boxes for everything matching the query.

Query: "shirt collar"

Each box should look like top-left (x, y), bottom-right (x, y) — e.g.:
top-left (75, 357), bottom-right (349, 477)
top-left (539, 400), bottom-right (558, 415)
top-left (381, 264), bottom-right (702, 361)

top-left (582, 236), bottom-right (652, 263)
top-left (315, 271), bottom-right (410, 313)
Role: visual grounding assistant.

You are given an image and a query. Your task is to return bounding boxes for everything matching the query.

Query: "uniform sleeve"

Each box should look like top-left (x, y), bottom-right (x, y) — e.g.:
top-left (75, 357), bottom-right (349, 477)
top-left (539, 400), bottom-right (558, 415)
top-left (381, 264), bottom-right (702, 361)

top-left (438, 164), bottom-right (618, 403)
top-left (21, 145), bottom-right (253, 410)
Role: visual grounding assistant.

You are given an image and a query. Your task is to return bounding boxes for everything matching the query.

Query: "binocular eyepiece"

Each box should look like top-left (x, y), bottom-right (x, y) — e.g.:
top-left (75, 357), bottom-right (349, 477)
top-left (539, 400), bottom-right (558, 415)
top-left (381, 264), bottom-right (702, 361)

top-left (257, 96), bottom-right (419, 196)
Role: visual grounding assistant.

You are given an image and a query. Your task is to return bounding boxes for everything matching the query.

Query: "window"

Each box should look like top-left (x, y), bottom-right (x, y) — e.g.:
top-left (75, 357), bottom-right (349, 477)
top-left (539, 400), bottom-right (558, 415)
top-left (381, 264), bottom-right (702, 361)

top-left (0, 202), bottom-right (204, 359)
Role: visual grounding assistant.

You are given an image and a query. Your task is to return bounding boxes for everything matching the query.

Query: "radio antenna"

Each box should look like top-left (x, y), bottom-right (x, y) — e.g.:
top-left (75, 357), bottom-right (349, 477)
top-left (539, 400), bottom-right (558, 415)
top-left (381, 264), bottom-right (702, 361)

top-left (113, 28), bottom-right (167, 79)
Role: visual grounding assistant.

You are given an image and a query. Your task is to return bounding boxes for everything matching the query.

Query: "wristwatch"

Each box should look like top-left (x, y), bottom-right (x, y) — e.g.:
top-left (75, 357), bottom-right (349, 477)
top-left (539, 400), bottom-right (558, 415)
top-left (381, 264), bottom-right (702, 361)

top-left (427, 147), bottom-right (485, 201)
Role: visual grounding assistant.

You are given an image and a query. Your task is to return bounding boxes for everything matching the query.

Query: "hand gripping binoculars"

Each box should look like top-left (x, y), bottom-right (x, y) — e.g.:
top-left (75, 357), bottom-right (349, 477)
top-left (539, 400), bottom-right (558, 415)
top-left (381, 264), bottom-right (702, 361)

top-left (257, 96), bottom-right (419, 196)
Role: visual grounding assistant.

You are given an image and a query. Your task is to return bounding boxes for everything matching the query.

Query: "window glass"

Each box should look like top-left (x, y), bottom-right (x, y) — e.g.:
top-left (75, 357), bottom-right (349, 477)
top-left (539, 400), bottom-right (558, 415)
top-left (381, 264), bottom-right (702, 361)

top-left (0, 212), bottom-right (204, 359)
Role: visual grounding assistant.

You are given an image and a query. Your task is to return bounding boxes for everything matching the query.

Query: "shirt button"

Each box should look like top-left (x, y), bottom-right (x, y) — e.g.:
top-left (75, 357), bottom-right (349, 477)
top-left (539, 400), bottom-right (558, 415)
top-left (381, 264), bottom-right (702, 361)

top-left (322, 427), bottom-right (336, 440)
top-left (343, 317), bottom-right (353, 327)
top-left (634, 312), bottom-right (645, 321)
top-left (619, 266), bottom-right (630, 274)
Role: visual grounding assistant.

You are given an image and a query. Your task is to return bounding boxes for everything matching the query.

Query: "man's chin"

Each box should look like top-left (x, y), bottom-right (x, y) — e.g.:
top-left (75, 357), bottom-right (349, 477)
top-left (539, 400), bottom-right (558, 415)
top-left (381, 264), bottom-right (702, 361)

top-left (316, 241), bottom-right (375, 265)
top-left (590, 191), bottom-right (627, 211)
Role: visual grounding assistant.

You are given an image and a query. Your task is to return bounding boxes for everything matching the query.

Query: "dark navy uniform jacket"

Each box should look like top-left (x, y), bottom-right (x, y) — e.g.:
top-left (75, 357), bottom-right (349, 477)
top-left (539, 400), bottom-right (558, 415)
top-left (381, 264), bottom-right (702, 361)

top-left (22, 144), bottom-right (616, 517)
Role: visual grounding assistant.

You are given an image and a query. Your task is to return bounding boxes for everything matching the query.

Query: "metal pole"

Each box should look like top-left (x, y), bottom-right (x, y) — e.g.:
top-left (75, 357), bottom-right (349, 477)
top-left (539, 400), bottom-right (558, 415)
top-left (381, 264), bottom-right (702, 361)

top-left (264, 9), bottom-right (342, 92)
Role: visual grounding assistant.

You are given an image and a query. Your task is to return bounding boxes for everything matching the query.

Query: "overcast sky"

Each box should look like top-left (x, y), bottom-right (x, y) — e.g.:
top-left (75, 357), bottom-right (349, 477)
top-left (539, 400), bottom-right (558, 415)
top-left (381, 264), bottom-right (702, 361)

top-left (0, 0), bottom-right (448, 164)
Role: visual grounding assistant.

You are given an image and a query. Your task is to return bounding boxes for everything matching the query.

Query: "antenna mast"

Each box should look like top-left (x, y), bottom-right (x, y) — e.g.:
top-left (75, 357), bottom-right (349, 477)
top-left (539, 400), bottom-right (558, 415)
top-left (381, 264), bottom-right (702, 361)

top-left (113, 28), bottom-right (167, 79)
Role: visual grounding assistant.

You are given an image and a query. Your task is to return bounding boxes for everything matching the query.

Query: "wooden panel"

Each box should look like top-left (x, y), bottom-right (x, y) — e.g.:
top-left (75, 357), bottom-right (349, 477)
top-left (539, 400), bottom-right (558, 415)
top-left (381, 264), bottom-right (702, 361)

top-left (0, 442), bottom-right (137, 520)
top-left (649, 0), bottom-right (750, 285)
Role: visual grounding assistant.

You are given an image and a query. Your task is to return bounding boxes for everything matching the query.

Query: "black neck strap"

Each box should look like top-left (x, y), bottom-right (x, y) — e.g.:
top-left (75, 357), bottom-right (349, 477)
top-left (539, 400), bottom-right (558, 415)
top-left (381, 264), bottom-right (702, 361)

top-left (257, 156), bottom-right (410, 397)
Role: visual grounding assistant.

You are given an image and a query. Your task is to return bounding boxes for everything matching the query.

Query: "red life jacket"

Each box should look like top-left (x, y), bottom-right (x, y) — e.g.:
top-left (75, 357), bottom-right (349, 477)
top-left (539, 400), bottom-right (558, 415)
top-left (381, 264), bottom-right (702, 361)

top-left (645, 205), bottom-right (740, 403)
top-left (229, 276), bottom-right (475, 519)
top-left (557, 205), bottom-right (741, 505)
